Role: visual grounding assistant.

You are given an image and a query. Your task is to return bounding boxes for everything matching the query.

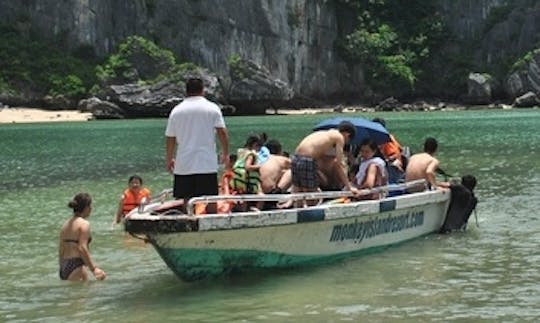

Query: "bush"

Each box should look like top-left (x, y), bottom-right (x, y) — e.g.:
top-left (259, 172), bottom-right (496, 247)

top-left (95, 35), bottom-right (177, 85)
top-left (48, 74), bottom-right (86, 98)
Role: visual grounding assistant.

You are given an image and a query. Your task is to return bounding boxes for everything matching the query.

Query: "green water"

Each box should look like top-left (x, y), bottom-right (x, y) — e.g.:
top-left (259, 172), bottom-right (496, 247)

top-left (1, 109), bottom-right (539, 322)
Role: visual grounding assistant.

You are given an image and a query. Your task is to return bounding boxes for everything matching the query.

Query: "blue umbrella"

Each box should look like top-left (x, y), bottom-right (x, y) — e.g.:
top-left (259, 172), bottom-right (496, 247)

top-left (313, 117), bottom-right (391, 145)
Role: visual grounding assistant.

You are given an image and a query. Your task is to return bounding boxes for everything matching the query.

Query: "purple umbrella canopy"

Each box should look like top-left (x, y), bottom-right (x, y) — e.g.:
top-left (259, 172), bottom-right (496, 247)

top-left (313, 117), bottom-right (391, 145)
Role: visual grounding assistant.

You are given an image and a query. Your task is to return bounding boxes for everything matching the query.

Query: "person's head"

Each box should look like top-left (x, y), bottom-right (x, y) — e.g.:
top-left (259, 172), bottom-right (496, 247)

top-left (185, 78), bottom-right (204, 96)
top-left (358, 138), bottom-right (378, 161)
top-left (244, 134), bottom-right (262, 151)
top-left (266, 139), bottom-right (282, 155)
top-left (372, 117), bottom-right (386, 128)
top-left (338, 121), bottom-right (356, 144)
top-left (423, 137), bottom-right (438, 154)
top-left (128, 175), bottom-right (143, 191)
top-left (68, 193), bottom-right (92, 216)
top-left (461, 175), bottom-right (477, 192)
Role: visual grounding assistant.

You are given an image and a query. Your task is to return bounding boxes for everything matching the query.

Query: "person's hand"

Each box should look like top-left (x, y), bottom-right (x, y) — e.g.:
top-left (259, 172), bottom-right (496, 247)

top-left (93, 267), bottom-right (106, 280)
top-left (348, 186), bottom-right (360, 197)
top-left (166, 158), bottom-right (175, 174)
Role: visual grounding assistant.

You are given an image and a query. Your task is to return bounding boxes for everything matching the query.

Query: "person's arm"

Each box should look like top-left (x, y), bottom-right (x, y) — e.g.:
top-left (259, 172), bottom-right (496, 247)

top-left (78, 221), bottom-right (106, 280)
top-left (334, 137), bottom-right (355, 192)
top-left (114, 195), bottom-right (125, 224)
top-left (425, 159), bottom-right (439, 188)
top-left (216, 127), bottom-right (230, 167)
top-left (244, 154), bottom-right (260, 172)
top-left (361, 164), bottom-right (378, 189)
top-left (165, 136), bottom-right (176, 173)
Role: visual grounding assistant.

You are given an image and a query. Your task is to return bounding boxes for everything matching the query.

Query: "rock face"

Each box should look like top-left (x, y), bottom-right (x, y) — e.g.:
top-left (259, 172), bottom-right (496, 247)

top-left (0, 0), bottom-right (357, 101)
top-left (3, 0), bottom-right (540, 107)
top-left (467, 73), bottom-right (494, 104)
top-left (506, 50), bottom-right (540, 99)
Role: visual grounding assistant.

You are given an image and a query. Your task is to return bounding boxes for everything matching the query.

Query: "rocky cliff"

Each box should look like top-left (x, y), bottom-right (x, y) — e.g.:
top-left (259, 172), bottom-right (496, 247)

top-left (1, 0), bottom-right (540, 106)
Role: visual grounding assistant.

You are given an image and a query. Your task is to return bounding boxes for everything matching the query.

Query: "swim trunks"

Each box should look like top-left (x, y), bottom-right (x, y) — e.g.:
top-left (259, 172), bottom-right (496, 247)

top-left (291, 155), bottom-right (318, 189)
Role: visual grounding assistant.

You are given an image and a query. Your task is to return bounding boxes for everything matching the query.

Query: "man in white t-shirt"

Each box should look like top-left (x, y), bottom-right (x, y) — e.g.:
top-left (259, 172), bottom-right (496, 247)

top-left (165, 78), bottom-right (229, 213)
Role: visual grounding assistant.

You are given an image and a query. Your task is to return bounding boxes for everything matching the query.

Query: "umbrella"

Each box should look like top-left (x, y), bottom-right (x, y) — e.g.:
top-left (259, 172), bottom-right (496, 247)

top-left (313, 117), bottom-right (391, 145)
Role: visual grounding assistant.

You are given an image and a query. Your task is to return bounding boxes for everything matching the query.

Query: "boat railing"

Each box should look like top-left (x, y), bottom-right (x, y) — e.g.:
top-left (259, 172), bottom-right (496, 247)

top-left (185, 179), bottom-right (428, 215)
top-left (138, 188), bottom-right (174, 213)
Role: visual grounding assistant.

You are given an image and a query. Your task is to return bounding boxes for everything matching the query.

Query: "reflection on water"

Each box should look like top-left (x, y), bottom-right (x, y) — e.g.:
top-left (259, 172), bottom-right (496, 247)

top-left (1, 110), bottom-right (539, 321)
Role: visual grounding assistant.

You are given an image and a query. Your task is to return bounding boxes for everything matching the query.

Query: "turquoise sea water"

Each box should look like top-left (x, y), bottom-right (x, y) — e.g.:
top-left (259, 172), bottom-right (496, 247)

top-left (1, 109), bottom-right (539, 322)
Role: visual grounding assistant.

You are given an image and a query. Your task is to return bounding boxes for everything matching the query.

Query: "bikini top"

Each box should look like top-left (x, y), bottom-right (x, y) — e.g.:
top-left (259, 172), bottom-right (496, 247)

top-left (63, 236), bottom-right (92, 245)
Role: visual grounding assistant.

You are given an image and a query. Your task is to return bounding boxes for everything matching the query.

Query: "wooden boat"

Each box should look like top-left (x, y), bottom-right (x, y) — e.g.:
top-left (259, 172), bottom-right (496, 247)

top-left (124, 179), bottom-right (474, 281)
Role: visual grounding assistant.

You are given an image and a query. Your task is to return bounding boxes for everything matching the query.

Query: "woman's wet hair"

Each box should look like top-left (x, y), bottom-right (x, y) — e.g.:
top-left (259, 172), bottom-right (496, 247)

top-left (128, 175), bottom-right (143, 185)
top-left (68, 193), bottom-right (92, 214)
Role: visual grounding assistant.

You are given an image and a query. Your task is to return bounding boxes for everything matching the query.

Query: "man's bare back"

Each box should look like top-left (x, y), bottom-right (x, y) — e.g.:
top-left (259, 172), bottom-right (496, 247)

top-left (260, 155), bottom-right (291, 193)
top-left (405, 152), bottom-right (439, 187)
top-left (295, 129), bottom-right (345, 159)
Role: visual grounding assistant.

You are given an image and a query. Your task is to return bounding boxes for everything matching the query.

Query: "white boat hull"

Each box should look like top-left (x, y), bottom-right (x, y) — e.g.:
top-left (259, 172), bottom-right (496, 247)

top-left (126, 189), bottom-right (451, 281)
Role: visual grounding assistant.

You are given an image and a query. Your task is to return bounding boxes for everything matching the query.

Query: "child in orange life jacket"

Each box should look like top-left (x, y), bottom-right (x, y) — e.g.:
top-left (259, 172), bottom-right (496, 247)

top-left (114, 175), bottom-right (151, 223)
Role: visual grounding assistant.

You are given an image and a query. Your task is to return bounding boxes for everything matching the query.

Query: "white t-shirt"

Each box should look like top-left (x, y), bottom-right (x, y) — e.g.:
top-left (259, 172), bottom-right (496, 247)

top-left (165, 96), bottom-right (226, 175)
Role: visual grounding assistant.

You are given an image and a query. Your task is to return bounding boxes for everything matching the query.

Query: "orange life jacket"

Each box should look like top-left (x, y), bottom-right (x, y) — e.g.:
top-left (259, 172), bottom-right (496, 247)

top-left (379, 134), bottom-right (402, 161)
top-left (122, 188), bottom-right (151, 215)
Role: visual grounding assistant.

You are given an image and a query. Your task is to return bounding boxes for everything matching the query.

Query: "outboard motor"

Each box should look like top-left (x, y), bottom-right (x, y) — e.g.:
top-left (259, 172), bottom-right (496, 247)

top-left (440, 175), bottom-right (478, 233)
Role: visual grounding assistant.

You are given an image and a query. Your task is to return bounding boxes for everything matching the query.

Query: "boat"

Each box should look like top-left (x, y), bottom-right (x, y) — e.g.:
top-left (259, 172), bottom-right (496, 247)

top-left (124, 179), bottom-right (476, 282)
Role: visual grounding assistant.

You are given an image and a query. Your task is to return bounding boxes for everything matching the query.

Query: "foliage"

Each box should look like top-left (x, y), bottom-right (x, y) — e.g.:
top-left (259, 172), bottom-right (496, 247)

top-left (0, 25), bottom-right (97, 99)
top-left (228, 54), bottom-right (249, 80)
top-left (511, 48), bottom-right (540, 71)
top-left (483, 4), bottom-right (514, 33)
top-left (48, 74), bottom-right (86, 98)
top-left (337, 0), bottom-right (445, 94)
top-left (95, 35), bottom-right (177, 85)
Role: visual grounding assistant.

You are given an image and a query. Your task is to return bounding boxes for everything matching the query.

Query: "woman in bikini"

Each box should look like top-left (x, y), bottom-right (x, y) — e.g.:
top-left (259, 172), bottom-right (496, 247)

top-left (58, 193), bottom-right (106, 281)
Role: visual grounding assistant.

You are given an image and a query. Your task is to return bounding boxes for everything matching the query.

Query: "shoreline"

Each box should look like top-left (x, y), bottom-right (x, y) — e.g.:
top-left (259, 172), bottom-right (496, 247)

top-left (0, 107), bottom-right (93, 124)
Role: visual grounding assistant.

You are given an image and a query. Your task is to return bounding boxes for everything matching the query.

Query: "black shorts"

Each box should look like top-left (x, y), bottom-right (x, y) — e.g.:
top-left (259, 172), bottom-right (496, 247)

top-left (173, 173), bottom-right (218, 199)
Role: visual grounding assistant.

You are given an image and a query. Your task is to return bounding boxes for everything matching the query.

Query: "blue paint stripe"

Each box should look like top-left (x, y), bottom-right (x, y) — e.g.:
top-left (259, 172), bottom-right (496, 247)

top-left (297, 209), bottom-right (325, 222)
top-left (379, 199), bottom-right (396, 213)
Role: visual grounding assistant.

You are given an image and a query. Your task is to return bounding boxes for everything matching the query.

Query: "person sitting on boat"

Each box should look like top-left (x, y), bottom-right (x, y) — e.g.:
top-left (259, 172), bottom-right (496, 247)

top-left (354, 138), bottom-right (389, 200)
top-left (291, 121), bottom-right (359, 200)
top-left (59, 193), bottom-right (106, 281)
top-left (114, 175), bottom-right (151, 224)
top-left (230, 134), bottom-right (265, 210)
top-left (405, 137), bottom-right (450, 192)
top-left (260, 139), bottom-right (292, 194)
top-left (372, 117), bottom-right (406, 183)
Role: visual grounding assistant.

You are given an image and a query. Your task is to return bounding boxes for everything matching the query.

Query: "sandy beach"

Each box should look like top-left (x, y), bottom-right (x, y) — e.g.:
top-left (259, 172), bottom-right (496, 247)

top-left (0, 107), bottom-right (93, 124)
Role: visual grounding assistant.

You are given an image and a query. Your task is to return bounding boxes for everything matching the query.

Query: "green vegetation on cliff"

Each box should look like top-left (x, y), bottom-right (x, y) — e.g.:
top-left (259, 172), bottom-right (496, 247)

top-left (0, 29), bottom-right (201, 103)
top-left (337, 0), bottom-right (445, 96)
top-left (0, 25), bottom-right (97, 100)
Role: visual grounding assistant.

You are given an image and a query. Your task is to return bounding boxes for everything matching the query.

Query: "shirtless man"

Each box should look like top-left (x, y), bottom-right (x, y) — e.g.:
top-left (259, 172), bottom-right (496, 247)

top-left (259, 140), bottom-right (292, 193)
top-left (292, 121), bottom-right (359, 194)
top-left (405, 137), bottom-right (449, 191)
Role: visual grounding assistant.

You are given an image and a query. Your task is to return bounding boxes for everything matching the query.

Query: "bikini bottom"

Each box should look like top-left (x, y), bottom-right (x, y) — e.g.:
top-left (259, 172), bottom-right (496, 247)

top-left (59, 257), bottom-right (85, 280)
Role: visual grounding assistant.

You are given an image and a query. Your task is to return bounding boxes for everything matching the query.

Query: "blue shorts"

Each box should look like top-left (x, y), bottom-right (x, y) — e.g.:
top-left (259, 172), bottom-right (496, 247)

top-left (291, 155), bottom-right (318, 189)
